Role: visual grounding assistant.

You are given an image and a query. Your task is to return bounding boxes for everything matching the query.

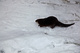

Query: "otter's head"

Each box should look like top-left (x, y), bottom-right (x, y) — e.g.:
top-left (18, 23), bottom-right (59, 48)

top-left (35, 19), bottom-right (38, 22)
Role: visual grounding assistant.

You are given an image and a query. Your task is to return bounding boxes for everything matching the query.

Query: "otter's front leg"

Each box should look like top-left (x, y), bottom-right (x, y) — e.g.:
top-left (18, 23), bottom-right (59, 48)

top-left (50, 24), bottom-right (55, 29)
top-left (38, 25), bottom-right (43, 27)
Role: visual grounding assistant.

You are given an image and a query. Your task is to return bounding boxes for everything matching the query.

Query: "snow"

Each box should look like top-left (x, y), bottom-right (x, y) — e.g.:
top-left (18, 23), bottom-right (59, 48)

top-left (0, 0), bottom-right (80, 53)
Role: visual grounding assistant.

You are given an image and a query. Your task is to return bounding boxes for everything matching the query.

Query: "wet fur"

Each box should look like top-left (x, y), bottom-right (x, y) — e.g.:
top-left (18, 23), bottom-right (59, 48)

top-left (35, 16), bottom-right (75, 28)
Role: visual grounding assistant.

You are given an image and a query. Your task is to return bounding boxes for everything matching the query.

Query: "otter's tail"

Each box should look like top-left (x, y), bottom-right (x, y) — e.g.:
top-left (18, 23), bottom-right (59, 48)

top-left (57, 21), bottom-right (75, 27)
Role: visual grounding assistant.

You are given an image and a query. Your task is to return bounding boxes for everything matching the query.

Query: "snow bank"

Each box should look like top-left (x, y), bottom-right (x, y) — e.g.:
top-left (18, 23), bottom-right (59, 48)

top-left (0, 34), bottom-right (80, 53)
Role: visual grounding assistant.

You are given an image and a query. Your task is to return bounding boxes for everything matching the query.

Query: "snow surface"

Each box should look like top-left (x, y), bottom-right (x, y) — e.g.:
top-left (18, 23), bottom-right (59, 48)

top-left (0, 0), bottom-right (80, 53)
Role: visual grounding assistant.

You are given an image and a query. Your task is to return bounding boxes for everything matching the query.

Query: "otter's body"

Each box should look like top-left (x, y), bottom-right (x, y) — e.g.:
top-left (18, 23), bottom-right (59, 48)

top-left (35, 16), bottom-right (74, 28)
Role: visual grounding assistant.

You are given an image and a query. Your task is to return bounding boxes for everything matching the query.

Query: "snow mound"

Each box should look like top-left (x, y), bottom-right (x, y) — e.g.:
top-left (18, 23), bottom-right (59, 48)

top-left (0, 34), bottom-right (80, 53)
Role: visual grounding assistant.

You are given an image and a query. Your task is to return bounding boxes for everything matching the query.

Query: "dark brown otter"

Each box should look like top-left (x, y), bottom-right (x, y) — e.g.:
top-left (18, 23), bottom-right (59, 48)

top-left (35, 16), bottom-right (75, 28)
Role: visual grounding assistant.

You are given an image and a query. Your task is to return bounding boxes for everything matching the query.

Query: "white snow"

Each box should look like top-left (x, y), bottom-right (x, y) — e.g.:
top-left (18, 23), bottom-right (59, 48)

top-left (0, 0), bottom-right (80, 53)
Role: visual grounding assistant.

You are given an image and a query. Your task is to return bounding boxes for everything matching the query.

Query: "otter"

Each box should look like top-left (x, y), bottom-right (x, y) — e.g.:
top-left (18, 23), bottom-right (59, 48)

top-left (35, 16), bottom-right (75, 28)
